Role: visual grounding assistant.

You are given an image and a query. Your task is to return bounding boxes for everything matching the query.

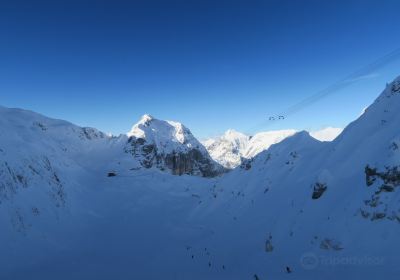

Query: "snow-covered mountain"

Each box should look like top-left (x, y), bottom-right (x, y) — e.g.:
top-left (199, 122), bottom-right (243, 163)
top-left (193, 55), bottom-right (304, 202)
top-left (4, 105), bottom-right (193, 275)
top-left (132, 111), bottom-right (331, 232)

top-left (203, 128), bottom-right (342, 169)
top-left (203, 129), bottom-right (297, 169)
top-left (126, 114), bottom-right (223, 176)
top-left (1, 77), bottom-right (400, 280)
top-left (202, 129), bottom-right (250, 169)
top-left (0, 109), bottom-right (222, 232)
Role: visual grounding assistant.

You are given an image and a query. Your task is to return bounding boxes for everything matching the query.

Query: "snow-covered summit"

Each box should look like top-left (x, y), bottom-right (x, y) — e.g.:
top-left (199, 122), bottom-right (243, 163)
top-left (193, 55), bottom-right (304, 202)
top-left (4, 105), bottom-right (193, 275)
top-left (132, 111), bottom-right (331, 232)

top-left (128, 114), bottom-right (203, 152)
top-left (223, 129), bottom-right (249, 142)
top-left (203, 129), bottom-right (250, 169)
top-left (126, 115), bottom-right (223, 176)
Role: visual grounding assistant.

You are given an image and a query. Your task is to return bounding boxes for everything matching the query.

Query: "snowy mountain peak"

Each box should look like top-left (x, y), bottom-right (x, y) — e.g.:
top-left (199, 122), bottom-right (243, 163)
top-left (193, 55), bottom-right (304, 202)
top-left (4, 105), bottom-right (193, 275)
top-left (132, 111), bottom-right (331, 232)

top-left (125, 115), bottom-right (223, 176)
top-left (203, 128), bottom-right (298, 169)
top-left (202, 129), bottom-right (250, 169)
top-left (128, 115), bottom-right (197, 150)
top-left (138, 114), bottom-right (154, 125)
top-left (223, 129), bottom-right (250, 147)
top-left (224, 129), bottom-right (247, 138)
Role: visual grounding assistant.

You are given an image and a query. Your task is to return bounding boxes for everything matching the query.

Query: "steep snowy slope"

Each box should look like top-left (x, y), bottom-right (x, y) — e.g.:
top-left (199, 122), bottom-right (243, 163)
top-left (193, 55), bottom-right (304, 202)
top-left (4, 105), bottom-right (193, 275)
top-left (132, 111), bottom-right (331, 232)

top-left (0, 106), bottom-right (111, 205)
top-left (0, 106), bottom-right (123, 236)
top-left (1, 76), bottom-right (400, 280)
top-left (126, 114), bottom-right (224, 176)
top-left (194, 77), bottom-right (400, 279)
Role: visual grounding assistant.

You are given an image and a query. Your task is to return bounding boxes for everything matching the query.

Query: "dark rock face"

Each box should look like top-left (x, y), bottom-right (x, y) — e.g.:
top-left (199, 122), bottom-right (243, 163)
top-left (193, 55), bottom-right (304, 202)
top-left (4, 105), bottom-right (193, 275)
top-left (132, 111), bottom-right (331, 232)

top-left (164, 149), bottom-right (221, 177)
top-left (361, 165), bottom-right (400, 222)
top-left (125, 137), bottom-right (223, 177)
top-left (312, 182), bottom-right (327, 199)
top-left (126, 137), bottom-right (158, 168)
top-left (365, 165), bottom-right (400, 188)
top-left (80, 127), bottom-right (107, 140)
top-left (240, 158), bottom-right (252, 170)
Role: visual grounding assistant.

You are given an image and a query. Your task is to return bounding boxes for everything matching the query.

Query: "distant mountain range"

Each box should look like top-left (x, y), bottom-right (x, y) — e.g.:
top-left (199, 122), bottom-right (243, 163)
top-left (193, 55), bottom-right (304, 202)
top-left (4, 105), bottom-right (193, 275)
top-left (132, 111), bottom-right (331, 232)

top-left (202, 127), bottom-right (342, 168)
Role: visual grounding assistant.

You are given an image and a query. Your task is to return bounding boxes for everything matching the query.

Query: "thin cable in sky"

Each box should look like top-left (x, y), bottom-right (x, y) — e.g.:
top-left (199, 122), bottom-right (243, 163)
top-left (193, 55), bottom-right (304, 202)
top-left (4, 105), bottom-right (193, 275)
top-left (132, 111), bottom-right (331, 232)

top-left (284, 47), bottom-right (400, 116)
top-left (248, 47), bottom-right (400, 133)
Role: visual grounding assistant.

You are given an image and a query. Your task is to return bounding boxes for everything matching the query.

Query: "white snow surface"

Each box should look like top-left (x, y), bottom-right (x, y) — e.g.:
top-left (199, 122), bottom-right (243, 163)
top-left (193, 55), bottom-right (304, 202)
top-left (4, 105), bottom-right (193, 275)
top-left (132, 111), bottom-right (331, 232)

top-left (1, 77), bottom-right (400, 280)
top-left (310, 127), bottom-right (343, 142)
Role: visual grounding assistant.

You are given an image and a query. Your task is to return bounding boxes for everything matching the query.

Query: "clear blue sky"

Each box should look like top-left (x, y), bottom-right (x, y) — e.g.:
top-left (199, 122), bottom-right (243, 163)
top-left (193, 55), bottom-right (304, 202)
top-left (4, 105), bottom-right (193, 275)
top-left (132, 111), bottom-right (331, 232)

top-left (2, 0), bottom-right (400, 138)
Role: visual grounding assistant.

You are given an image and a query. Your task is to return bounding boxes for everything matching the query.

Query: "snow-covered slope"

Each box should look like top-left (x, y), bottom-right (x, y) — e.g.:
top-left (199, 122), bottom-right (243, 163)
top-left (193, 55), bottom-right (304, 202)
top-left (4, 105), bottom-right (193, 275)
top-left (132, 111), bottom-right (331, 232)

top-left (0, 106), bottom-right (114, 208)
top-left (203, 77), bottom-right (400, 279)
top-left (1, 76), bottom-right (400, 280)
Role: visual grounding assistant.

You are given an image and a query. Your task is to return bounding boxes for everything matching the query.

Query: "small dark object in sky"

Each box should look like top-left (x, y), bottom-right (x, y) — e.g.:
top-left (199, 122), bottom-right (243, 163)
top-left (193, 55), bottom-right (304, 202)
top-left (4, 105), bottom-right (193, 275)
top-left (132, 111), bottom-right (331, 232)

top-left (254, 274), bottom-right (260, 280)
top-left (269, 116), bottom-right (285, 121)
top-left (286, 266), bottom-right (292, 273)
top-left (107, 172), bottom-right (117, 177)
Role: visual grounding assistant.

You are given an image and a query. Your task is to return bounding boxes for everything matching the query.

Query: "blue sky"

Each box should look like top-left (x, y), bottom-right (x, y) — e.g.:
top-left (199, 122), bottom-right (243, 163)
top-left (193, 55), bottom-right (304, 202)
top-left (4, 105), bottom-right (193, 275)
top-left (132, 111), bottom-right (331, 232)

top-left (2, 0), bottom-right (400, 138)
